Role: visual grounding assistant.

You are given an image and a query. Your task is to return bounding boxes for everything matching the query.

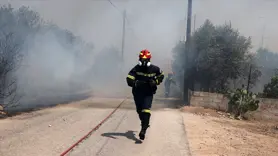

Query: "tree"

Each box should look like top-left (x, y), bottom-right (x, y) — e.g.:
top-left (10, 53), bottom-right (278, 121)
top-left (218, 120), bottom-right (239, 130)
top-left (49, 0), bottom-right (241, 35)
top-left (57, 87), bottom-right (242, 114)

top-left (263, 74), bottom-right (278, 98)
top-left (256, 48), bottom-right (278, 69)
top-left (171, 41), bottom-right (186, 87)
top-left (0, 5), bottom-right (25, 114)
top-left (0, 32), bottom-right (23, 114)
top-left (172, 19), bottom-right (257, 93)
top-left (254, 48), bottom-right (278, 92)
top-left (0, 5), bottom-right (44, 113)
top-left (233, 53), bottom-right (262, 90)
top-left (15, 6), bottom-right (42, 34)
top-left (0, 4), bottom-right (95, 115)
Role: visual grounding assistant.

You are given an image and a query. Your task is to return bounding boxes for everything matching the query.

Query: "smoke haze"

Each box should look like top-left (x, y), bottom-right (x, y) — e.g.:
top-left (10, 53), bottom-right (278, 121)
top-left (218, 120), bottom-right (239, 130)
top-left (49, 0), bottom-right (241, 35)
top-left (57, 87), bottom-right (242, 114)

top-left (0, 0), bottom-right (277, 110)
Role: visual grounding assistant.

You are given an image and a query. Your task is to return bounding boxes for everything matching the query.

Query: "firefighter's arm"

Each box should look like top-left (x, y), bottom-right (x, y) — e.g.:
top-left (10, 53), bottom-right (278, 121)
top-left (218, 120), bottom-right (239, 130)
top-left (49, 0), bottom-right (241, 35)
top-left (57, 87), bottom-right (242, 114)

top-left (126, 67), bottom-right (136, 87)
top-left (155, 68), bottom-right (164, 85)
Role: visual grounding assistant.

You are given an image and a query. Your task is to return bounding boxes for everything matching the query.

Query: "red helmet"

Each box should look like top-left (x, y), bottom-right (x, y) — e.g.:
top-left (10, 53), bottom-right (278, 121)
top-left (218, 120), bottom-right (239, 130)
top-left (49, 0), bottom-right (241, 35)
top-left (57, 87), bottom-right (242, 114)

top-left (139, 49), bottom-right (152, 59)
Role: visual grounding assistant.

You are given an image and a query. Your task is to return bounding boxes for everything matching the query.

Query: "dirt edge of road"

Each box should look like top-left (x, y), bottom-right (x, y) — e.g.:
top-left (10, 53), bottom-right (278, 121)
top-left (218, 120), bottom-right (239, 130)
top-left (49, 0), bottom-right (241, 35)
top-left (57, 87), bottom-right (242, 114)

top-left (0, 91), bottom-right (96, 118)
top-left (181, 106), bottom-right (278, 156)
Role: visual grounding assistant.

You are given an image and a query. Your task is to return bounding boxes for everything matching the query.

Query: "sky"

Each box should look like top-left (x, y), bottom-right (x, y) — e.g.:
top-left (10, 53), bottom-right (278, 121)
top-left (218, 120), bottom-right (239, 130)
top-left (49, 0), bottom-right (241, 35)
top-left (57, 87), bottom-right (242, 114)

top-left (2, 0), bottom-right (278, 63)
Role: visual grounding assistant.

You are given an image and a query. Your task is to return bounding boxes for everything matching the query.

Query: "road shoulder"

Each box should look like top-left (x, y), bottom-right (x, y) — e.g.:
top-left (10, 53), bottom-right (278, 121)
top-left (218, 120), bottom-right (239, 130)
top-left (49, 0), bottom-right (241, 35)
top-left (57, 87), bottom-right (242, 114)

top-left (182, 108), bottom-right (278, 156)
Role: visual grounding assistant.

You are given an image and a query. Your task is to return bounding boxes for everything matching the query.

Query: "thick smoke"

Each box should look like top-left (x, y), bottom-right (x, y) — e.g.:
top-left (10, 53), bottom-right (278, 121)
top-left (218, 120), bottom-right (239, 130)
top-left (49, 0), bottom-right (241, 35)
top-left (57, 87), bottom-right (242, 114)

top-left (14, 25), bottom-right (95, 110)
top-left (1, 0), bottom-right (278, 111)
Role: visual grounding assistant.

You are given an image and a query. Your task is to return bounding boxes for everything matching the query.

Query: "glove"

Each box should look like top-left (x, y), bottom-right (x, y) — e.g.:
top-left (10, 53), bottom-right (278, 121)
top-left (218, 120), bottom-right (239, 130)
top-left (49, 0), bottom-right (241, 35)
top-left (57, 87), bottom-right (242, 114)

top-left (149, 79), bottom-right (157, 87)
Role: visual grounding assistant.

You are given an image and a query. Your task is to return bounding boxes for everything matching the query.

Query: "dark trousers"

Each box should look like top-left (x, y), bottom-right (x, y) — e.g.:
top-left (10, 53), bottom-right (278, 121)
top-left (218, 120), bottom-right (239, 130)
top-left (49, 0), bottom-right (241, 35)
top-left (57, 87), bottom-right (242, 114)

top-left (133, 93), bottom-right (153, 129)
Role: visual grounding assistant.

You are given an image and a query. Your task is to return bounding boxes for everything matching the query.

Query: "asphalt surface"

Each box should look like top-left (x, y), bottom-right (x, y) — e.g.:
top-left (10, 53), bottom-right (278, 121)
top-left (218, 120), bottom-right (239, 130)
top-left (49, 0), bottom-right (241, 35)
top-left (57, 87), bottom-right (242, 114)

top-left (0, 98), bottom-right (190, 156)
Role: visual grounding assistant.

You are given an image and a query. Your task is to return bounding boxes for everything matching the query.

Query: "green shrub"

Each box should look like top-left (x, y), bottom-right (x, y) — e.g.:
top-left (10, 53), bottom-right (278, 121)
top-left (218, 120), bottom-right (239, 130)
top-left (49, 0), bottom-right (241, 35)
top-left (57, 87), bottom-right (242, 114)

top-left (227, 88), bottom-right (259, 119)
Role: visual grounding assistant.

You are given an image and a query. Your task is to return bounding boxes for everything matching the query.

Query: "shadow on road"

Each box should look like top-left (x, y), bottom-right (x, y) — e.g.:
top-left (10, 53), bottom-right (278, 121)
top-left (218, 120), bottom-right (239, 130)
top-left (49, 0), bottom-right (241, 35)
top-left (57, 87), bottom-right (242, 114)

top-left (101, 130), bottom-right (142, 144)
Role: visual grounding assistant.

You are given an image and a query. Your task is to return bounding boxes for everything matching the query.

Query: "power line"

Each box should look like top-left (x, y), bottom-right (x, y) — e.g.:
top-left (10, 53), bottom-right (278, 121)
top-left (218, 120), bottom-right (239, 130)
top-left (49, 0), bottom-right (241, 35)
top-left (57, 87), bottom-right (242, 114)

top-left (106, 0), bottom-right (140, 46)
top-left (107, 0), bottom-right (129, 23)
top-left (107, 0), bottom-right (121, 13)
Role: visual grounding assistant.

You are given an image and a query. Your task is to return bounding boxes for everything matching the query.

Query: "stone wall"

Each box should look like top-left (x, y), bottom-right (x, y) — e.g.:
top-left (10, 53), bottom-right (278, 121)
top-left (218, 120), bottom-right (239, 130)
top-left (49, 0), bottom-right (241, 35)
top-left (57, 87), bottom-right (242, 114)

top-left (251, 98), bottom-right (278, 120)
top-left (189, 91), bottom-right (278, 121)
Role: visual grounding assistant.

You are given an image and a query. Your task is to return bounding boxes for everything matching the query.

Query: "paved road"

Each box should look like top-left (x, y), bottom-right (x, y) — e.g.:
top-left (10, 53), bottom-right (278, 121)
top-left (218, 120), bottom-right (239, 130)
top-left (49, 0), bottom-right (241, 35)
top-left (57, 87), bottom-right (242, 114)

top-left (0, 98), bottom-right (190, 156)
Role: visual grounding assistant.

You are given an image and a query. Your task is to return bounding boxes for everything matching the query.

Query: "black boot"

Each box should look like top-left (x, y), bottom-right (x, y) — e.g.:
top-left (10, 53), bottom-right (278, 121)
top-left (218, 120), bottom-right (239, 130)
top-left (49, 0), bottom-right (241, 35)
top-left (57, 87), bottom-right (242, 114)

top-left (139, 112), bottom-right (150, 140)
top-left (139, 125), bottom-right (149, 140)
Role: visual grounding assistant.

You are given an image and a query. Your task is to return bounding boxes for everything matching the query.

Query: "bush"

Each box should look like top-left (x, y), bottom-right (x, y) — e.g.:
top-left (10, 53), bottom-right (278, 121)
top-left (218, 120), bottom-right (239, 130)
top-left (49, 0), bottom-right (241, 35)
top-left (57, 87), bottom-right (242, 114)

top-left (227, 88), bottom-right (259, 119)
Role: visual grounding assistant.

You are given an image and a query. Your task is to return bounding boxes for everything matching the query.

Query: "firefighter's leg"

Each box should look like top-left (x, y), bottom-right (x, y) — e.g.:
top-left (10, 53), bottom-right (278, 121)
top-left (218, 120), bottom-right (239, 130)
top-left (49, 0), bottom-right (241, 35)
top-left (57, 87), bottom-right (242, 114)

top-left (133, 95), bottom-right (143, 121)
top-left (139, 95), bottom-right (153, 140)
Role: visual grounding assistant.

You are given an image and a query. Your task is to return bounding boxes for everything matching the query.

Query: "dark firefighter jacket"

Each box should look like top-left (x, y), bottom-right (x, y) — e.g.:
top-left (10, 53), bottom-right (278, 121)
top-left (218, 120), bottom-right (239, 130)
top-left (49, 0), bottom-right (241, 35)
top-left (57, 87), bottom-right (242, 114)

top-left (126, 64), bottom-right (164, 96)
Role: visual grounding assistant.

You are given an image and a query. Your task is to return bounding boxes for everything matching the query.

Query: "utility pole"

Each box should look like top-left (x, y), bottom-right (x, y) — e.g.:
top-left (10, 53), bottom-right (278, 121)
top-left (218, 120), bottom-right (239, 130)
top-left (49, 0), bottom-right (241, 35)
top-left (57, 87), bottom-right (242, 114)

top-left (184, 17), bottom-right (187, 41)
top-left (183, 0), bottom-right (192, 105)
top-left (186, 0), bottom-right (192, 44)
top-left (193, 14), bottom-right (196, 33)
top-left (121, 9), bottom-right (126, 62)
